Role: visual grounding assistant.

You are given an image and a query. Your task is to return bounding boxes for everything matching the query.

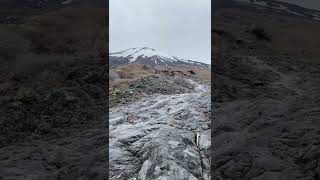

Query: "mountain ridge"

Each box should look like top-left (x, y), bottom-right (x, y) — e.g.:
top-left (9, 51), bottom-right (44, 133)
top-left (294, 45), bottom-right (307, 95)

top-left (234, 0), bottom-right (320, 21)
top-left (109, 47), bottom-right (210, 68)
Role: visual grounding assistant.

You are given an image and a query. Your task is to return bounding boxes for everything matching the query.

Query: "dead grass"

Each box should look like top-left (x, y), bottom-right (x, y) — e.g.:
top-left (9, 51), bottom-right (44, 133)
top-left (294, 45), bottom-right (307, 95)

top-left (109, 64), bottom-right (211, 90)
top-left (193, 68), bottom-right (211, 82)
top-left (110, 64), bottom-right (155, 88)
top-left (166, 66), bottom-right (211, 82)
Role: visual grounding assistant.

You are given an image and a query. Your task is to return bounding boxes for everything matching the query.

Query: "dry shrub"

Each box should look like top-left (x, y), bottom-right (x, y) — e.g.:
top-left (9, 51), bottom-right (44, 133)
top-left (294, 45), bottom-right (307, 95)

top-left (113, 64), bottom-right (154, 80)
top-left (109, 64), bottom-right (155, 89)
top-left (109, 70), bottom-right (120, 81)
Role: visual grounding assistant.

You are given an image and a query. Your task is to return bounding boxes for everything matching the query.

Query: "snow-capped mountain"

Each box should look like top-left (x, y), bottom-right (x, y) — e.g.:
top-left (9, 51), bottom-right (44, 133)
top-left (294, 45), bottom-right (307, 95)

top-left (109, 47), bottom-right (210, 68)
top-left (234, 0), bottom-right (320, 21)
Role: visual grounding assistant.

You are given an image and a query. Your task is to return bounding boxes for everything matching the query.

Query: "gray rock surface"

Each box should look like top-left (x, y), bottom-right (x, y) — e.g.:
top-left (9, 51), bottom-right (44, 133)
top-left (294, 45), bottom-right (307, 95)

top-left (109, 80), bottom-right (211, 180)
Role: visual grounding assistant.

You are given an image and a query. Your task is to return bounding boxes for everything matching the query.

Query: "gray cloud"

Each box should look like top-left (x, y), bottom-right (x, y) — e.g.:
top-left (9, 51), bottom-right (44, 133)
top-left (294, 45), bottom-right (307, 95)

top-left (110, 0), bottom-right (211, 64)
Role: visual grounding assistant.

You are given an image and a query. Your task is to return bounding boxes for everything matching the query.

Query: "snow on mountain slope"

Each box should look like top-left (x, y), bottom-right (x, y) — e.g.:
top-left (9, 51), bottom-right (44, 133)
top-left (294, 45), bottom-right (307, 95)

top-left (111, 47), bottom-right (175, 63)
top-left (109, 47), bottom-right (210, 68)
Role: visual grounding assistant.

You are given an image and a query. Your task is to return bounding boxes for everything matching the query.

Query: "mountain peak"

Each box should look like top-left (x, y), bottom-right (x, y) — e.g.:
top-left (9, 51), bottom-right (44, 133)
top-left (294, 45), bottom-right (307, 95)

top-left (110, 47), bottom-right (175, 63)
top-left (109, 47), bottom-right (209, 68)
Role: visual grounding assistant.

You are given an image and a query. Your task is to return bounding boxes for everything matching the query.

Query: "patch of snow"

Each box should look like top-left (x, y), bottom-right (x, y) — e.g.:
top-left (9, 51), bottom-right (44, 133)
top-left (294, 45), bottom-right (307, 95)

top-left (313, 16), bottom-right (320, 21)
top-left (285, 9), bottom-right (305, 16)
top-left (312, 13), bottom-right (320, 21)
top-left (276, 4), bottom-right (288, 10)
top-left (61, 0), bottom-right (73, 5)
top-left (251, 0), bottom-right (268, 7)
top-left (235, 0), bottom-right (320, 19)
top-left (236, 0), bottom-right (287, 10)
top-left (111, 47), bottom-right (177, 63)
top-left (275, 0), bottom-right (320, 11)
top-left (235, 0), bottom-right (266, 6)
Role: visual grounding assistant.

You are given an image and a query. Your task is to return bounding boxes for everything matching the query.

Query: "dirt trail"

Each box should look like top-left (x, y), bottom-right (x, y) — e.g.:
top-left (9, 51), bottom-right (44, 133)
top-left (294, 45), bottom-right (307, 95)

top-left (109, 79), bottom-right (211, 180)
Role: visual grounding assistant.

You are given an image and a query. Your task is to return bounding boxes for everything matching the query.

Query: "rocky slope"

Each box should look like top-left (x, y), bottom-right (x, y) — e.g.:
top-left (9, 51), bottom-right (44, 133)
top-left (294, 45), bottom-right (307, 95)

top-left (109, 79), bottom-right (211, 180)
top-left (0, 2), bottom-right (108, 179)
top-left (0, 0), bottom-right (105, 23)
top-left (0, 56), bottom-right (109, 180)
top-left (212, 2), bottom-right (320, 178)
top-left (212, 53), bottom-right (320, 179)
top-left (234, 0), bottom-right (320, 21)
top-left (109, 75), bottom-right (196, 107)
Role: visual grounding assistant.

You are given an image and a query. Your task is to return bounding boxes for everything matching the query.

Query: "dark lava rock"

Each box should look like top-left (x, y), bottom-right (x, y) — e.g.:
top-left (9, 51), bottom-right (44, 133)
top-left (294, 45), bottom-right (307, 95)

top-left (212, 53), bottom-right (320, 179)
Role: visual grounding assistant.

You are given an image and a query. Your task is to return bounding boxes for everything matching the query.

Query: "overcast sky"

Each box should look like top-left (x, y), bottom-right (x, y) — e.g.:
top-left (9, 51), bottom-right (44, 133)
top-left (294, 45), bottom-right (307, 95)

top-left (109, 0), bottom-right (211, 64)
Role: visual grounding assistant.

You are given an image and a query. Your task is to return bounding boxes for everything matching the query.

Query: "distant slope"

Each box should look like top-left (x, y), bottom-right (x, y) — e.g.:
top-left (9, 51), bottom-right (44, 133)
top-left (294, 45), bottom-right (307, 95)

top-left (234, 0), bottom-right (320, 21)
top-left (0, 0), bottom-right (105, 23)
top-left (109, 47), bottom-right (210, 68)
